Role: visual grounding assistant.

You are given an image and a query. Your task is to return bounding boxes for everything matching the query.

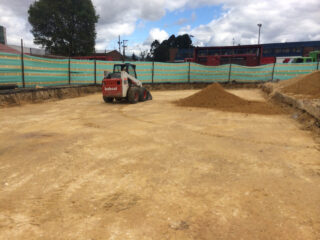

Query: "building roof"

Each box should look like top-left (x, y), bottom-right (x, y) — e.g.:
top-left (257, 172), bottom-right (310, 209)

top-left (0, 43), bottom-right (20, 54)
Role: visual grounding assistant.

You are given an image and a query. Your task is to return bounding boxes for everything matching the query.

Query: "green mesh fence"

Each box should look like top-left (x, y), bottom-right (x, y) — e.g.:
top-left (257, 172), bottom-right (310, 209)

top-left (273, 63), bottom-right (318, 81)
top-left (230, 64), bottom-right (274, 82)
top-left (0, 52), bottom-right (22, 86)
top-left (190, 63), bottom-right (229, 82)
top-left (153, 62), bottom-right (188, 83)
top-left (133, 61), bottom-right (153, 83)
top-left (0, 51), bottom-right (319, 88)
top-left (70, 59), bottom-right (94, 85)
top-left (24, 54), bottom-right (68, 87)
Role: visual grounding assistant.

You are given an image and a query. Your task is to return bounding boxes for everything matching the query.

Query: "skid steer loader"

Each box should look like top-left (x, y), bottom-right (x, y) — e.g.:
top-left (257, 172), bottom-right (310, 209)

top-left (102, 63), bottom-right (152, 104)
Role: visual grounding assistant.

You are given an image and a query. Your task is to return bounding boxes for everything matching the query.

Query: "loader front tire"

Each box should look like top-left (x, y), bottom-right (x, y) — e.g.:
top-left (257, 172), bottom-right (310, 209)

top-left (128, 87), bottom-right (139, 104)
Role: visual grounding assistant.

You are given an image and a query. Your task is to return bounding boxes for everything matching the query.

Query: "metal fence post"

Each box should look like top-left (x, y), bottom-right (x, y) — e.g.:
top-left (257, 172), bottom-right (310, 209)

top-left (151, 61), bottom-right (154, 84)
top-left (188, 62), bottom-right (191, 83)
top-left (271, 62), bottom-right (276, 81)
top-left (317, 60), bottom-right (319, 70)
top-left (228, 63), bottom-right (232, 83)
top-left (68, 58), bottom-right (71, 85)
top-left (20, 39), bottom-right (25, 88)
top-left (94, 59), bottom-right (97, 84)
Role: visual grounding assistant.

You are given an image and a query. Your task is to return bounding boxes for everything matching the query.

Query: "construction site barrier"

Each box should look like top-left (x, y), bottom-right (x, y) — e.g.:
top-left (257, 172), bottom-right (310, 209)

top-left (0, 51), bottom-right (319, 88)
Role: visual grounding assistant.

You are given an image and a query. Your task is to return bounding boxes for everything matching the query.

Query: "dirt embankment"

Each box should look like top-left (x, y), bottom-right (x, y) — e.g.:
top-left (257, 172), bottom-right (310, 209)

top-left (263, 71), bottom-right (320, 121)
top-left (175, 83), bottom-right (283, 115)
top-left (279, 71), bottom-right (320, 99)
top-left (0, 85), bottom-right (101, 107)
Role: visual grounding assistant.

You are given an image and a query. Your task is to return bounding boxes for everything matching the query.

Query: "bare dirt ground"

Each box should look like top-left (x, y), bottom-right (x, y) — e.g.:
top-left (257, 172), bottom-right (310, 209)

top-left (0, 89), bottom-right (319, 240)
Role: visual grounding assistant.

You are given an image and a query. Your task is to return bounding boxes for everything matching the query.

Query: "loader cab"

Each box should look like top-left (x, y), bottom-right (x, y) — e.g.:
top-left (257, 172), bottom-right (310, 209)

top-left (113, 63), bottom-right (137, 78)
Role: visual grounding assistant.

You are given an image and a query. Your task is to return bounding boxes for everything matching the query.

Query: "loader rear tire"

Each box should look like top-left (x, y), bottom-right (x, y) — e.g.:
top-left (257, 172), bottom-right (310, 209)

top-left (128, 87), bottom-right (139, 104)
top-left (139, 87), bottom-right (148, 102)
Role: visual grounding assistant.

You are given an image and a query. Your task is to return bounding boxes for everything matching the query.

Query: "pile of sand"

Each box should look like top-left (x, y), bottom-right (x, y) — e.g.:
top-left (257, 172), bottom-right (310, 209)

top-left (280, 71), bottom-right (320, 98)
top-left (175, 83), bottom-right (283, 115)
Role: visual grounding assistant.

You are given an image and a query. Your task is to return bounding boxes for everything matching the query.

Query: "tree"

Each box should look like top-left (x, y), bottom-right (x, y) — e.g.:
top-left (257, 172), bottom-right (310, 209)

top-left (150, 40), bottom-right (160, 57)
top-left (150, 34), bottom-right (193, 62)
top-left (139, 50), bottom-right (147, 61)
top-left (28, 0), bottom-right (98, 56)
top-left (131, 53), bottom-right (137, 61)
top-left (152, 43), bottom-right (169, 62)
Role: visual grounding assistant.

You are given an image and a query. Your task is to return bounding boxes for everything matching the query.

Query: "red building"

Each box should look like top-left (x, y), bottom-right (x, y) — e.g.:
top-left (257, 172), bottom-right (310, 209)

top-left (176, 41), bottom-right (320, 66)
top-left (193, 45), bottom-right (262, 66)
top-left (72, 50), bottom-right (123, 61)
top-left (0, 43), bottom-right (20, 54)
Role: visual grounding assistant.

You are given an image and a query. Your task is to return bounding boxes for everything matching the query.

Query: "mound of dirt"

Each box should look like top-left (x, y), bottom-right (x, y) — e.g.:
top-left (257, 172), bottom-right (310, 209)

top-left (281, 71), bottom-right (320, 98)
top-left (175, 83), bottom-right (283, 115)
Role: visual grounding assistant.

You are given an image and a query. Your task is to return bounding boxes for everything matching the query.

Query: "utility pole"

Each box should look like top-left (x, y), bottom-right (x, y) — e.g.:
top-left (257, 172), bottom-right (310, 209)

top-left (232, 38), bottom-right (235, 46)
top-left (257, 23), bottom-right (262, 44)
top-left (20, 39), bottom-right (25, 88)
top-left (122, 40), bottom-right (128, 62)
top-left (118, 35), bottom-right (121, 53)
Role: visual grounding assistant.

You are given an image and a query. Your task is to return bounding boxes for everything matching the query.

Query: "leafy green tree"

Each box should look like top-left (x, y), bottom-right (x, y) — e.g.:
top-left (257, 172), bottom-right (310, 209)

top-left (150, 40), bottom-right (160, 57)
top-left (131, 53), bottom-right (137, 61)
top-left (150, 34), bottom-right (193, 62)
top-left (28, 0), bottom-right (99, 56)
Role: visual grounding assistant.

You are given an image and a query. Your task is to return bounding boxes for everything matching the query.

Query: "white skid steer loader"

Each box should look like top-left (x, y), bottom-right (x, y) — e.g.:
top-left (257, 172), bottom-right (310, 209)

top-left (102, 63), bottom-right (152, 104)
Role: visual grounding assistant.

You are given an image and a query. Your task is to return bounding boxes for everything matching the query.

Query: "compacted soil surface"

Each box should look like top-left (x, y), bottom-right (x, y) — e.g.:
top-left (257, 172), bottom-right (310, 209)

top-left (0, 89), bottom-right (319, 240)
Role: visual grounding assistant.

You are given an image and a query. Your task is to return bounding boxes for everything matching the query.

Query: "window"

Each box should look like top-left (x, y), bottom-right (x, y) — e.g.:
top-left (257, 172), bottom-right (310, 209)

top-left (293, 58), bottom-right (304, 63)
top-left (113, 65), bottom-right (122, 73)
top-left (247, 48), bottom-right (256, 54)
top-left (282, 48), bottom-right (290, 53)
top-left (263, 49), bottom-right (271, 54)
top-left (128, 65), bottom-right (136, 77)
top-left (198, 50), bottom-right (207, 56)
top-left (198, 57), bottom-right (207, 63)
top-left (208, 49), bottom-right (220, 55)
top-left (236, 48), bottom-right (247, 54)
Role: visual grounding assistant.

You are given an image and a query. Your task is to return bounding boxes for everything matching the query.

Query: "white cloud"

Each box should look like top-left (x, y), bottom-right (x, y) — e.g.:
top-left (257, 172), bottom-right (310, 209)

top-left (0, 0), bottom-right (319, 52)
top-left (175, 18), bottom-right (188, 26)
top-left (125, 28), bottom-right (169, 57)
top-left (146, 28), bottom-right (169, 44)
top-left (0, 0), bottom-right (35, 47)
top-left (179, 0), bottom-right (320, 46)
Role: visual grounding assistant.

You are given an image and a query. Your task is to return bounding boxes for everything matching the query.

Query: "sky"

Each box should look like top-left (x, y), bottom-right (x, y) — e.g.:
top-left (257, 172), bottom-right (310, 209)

top-left (0, 0), bottom-right (320, 56)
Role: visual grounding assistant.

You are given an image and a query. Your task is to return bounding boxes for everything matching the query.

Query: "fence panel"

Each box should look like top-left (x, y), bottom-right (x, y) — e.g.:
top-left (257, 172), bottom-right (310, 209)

top-left (230, 64), bottom-right (274, 82)
top-left (134, 61), bottom-right (153, 83)
top-left (273, 63), bottom-right (318, 81)
top-left (70, 59), bottom-right (95, 85)
top-left (24, 55), bottom-right (68, 87)
top-left (0, 52), bottom-right (22, 86)
top-left (96, 60), bottom-right (122, 83)
top-left (190, 63), bottom-right (229, 82)
top-left (153, 62), bottom-right (189, 83)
